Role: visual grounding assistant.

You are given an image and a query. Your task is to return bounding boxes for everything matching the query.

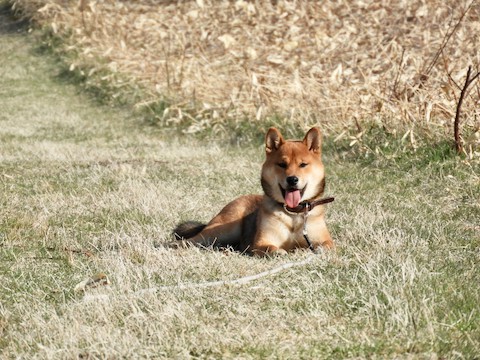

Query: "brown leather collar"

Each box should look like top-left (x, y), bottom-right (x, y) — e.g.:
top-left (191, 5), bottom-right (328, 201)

top-left (283, 197), bottom-right (335, 214)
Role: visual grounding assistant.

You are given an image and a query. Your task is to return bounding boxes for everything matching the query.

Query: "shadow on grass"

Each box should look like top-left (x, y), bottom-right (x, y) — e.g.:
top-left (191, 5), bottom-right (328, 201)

top-left (0, 2), bottom-right (29, 34)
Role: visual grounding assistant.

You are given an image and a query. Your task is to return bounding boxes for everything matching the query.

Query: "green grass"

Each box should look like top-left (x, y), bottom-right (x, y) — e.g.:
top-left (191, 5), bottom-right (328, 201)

top-left (1, 6), bottom-right (479, 359)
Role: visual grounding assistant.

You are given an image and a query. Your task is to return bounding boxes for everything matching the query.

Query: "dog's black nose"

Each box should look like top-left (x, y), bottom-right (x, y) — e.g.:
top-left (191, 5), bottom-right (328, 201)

top-left (286, 176), bottom-right (299, 186)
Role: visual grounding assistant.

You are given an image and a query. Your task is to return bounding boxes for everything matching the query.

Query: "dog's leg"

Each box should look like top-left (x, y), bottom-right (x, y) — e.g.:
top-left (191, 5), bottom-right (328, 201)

top-left (309, 219), bottom-right (335, 251)
top-left (184, 219), bottom-right (243, 248)
top-left (180, 195), bottom-right (261, 249)
top-left (250, 230), bottom-right (288, 257)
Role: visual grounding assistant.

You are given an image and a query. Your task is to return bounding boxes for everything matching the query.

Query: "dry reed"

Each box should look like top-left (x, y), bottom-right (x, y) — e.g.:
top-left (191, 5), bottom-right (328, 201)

top-left (11, 0), bottom-right (480, 155)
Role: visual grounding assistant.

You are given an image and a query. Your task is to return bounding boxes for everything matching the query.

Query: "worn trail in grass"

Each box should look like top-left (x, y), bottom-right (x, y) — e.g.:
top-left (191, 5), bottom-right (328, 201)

top-left (1, 8), bottom-right (479, 359)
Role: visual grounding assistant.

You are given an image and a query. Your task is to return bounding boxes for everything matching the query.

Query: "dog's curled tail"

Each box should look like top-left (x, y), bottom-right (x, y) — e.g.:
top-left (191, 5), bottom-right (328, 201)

top-left (173, 221), bottom-right (206, 240)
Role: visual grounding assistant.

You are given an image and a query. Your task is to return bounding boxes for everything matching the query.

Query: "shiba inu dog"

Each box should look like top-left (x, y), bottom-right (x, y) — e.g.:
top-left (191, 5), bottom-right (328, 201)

top-left (174, 127), bottom-right (334, 256)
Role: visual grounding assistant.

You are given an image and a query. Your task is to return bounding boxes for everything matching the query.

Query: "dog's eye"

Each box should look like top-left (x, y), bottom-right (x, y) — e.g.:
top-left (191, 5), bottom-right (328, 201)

top-left (299, 162), bottom-right (308, 168)
top-left (277, 162), bottom-right (287, 169)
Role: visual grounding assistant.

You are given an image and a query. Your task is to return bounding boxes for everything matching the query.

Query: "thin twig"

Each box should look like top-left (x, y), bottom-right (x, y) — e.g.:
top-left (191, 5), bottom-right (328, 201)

top-left (390, 47), bottom-right (405, 100)
top-left (440, 49), bottom-right (461, 94)
top-left (164, 40), bottom-right (171, 89)
top-left (422, 0), bottom-right (476, 82)
top-left (454, 66), bottom-right (480, 154)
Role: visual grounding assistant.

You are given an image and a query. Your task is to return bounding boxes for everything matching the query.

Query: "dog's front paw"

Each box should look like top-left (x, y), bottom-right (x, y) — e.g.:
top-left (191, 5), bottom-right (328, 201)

top-left (311, 245), bottom-right (322, 254)
top-left (313, 242), bottom-right (336, 255)
top-left (271, 248), bottom-right (288, 257)
top-left (252, 246), bottom-right (288, 257)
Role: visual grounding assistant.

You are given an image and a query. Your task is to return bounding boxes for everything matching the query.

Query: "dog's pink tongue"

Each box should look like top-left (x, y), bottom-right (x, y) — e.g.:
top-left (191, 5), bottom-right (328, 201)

top-left (285, 189), bottom-right (301, 208)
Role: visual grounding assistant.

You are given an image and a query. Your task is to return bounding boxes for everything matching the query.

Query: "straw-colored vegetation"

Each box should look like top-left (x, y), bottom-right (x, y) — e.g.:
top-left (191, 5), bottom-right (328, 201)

top-left (1, 1), bottom-right (480, 358)
top-left (1, 29), bottom-right (479, 357)
top-left (10, 0), bottom-right (480, 155)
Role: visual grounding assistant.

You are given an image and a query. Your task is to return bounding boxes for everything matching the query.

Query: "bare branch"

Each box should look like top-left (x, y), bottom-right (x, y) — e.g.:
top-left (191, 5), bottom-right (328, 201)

top-left (422, 0), bottom-right (477, 81)
top-left (454, 66), bottom-right (480, 154)
top-left (390, 47), bottom-right (405, 100)
top-left (440, 49), bottom-right (461, 92)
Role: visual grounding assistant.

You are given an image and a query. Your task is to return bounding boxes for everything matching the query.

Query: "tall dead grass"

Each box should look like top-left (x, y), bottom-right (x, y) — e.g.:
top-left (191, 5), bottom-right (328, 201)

top-left (11, 0), bottom-right (480, 155)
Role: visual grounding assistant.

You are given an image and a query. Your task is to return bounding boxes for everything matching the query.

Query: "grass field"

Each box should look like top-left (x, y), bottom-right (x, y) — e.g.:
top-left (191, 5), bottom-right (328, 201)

top-left (1, 3), bottom-right (480, 359)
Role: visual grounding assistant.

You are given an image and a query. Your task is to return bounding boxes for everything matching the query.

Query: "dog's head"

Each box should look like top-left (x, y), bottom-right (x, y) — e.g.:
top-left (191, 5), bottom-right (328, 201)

top-left (261, 127), bottom-right (326, 208)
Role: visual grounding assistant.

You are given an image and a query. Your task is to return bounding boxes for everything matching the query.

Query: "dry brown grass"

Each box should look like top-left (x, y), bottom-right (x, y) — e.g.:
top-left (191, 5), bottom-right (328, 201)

top-left (11, 0), bottom-right (480, 154)
top-left (1, 8), bottom-right (479, 357)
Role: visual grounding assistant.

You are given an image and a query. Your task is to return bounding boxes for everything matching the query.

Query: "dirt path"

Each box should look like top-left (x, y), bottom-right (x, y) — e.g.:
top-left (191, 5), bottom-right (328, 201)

top-left (0, 6), bottom-right (142, 162)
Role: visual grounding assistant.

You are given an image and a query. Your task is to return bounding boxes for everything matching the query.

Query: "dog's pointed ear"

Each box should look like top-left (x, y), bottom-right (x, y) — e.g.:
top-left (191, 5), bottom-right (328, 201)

top-left (303, 127), bottom-right (322, 154)
top-left (265, 127), bottom-right (284, 154)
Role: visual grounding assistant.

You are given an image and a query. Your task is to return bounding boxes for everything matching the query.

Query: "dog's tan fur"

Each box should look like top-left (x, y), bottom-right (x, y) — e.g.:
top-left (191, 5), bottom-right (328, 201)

top-left (174, 127), bottom-right (333, 256)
